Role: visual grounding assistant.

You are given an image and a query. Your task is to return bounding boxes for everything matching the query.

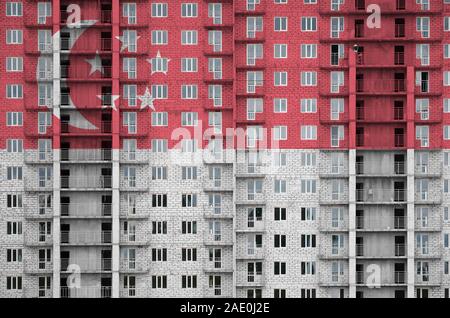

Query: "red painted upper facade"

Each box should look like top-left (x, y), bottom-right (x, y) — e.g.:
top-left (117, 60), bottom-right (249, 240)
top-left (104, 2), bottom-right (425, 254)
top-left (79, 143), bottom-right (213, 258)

top-left (1, 0), bottom-right (450, 150)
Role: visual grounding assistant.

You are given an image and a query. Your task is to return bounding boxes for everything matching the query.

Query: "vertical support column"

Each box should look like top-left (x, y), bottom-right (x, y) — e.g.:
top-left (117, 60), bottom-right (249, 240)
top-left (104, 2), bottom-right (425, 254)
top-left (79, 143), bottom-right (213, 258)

top-left (111, 0), bottom-right (121, 298)
top-left (406, 66), bottom-right (416, 298)
top-left (348, 48), bottom-right (357, 298)
top-left (52, 0), bottom-right (61, 298)
top-left (231, 0), bottom-right (237, 298)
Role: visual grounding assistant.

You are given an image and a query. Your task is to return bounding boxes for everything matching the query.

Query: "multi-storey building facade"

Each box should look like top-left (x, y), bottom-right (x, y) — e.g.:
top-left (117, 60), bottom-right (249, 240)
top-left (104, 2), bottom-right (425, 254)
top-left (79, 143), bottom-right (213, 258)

top-left (1, 0), bottom-right (450, 298)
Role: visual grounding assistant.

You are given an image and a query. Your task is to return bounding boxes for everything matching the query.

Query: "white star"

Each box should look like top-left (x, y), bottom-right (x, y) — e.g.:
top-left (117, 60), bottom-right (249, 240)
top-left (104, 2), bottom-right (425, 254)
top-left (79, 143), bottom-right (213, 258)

top-left (97, 94), bottom-right (120, 111)
top-left (138, 87), bottom-right (156, 111)
top-left (115, 35), bottom-right (141, 53)
top-left (85, 51), bottom-right (104, 75)
top-left (147, 51), bottom-right (171, 75)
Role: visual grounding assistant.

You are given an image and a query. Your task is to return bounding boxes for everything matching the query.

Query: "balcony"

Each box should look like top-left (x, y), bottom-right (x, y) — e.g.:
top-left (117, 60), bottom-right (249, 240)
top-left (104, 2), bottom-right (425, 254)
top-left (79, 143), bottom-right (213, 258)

top-left (60, 231), bottom-right (112, 245)
top-left (319, 192), bottom-right (349, 205)
top-left (356, 216), bottom-right (406, 232)
top-left (60, 10), bottom-right (112, 25)
top-left (414, 164), bottom-right (442, 177)
top-left (60, 286), bottom-right (112, 298)
top-left (415, 247), bottom-right (442, 259)
top-left (235, 1), bottom-right (267, 16)
top-left (318, 246), bottom-right (348, 259)
top-left (236, 274), bottom-right (265, 287)
top-left (202, 178), bottom-right (233, 192)
top-left (60, 122), bottom-right (112, 135)
top-left (356, 271), bottom-right (406, 286)
top-left (60, 203), bottom-right (112, 218)
top-left (356, 107), bottom-right (405, 123)
top-left (203, 231), bottom-right (233, 246)
top-left (356, 79), bottom-right (406, 95)
top-left (120, 231), bottom-right (149, 245)
top-left (60, 176), bottom-right (112, 190)
top-left (235, 164), bottom-right (266, 178)
top-left (203, 203), bottom-right (234, 219)
top-left (356, 188), bottom-right (406, 204)
top-left (60, 65), bottom-right (112, 81)
top-left (356, 162), bottom-right (406, 176)
top-left (120, 259), bottom-right (149, 273)
top-left (319, 218), bottom-right (348, 232)
top-left (60, 258), bottom-right (112, 273)
top-left (60, 38), bottom-right (112, 53)
top-left (415, 273), bottom-right (443, 286)
top-left (24, 152), bottom-right (53, 164)
top-left (319, 0), bottom-right (442, 14)
top-left (236, 220), bottom-right (265, 233)
top-left (203, 257), bottom-right (233, 273)
top-left (24, 259), bottom-right (53, 274)
top-left (356, 244), bottom-right (406, 258)
top-left (356, 52), bottom-right (405, 67)
top-left (24, 178), bottom-right (53, 192)
top-left (25, 232), bottom-right (53, 246)
top-left (61, 149), bottom-right (112, 162)
top-left (236, 248), bottom-right (265, 260)
top-left (319, 274), bottom-right (349, 287)
top-left (24, 205), bottom-right (53, 220)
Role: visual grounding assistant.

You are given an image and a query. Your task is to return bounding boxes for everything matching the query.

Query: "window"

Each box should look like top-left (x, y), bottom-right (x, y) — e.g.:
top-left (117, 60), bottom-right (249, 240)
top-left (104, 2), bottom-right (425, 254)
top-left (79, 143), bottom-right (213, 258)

top-left (208, 112), bottom-right (222, 133)
top-left (274, 72), bottom-right (288, 86)
top-left (7, 221), bottom-right (22, 234)
top-left (444, 126), bottom-right (450, 140)
top-left (151, 112), bottom-right (168, 126)
top-left (301, 262), bottom-right (316, 275)
top-left (181, 139), bottom-right (198, 152)
top-left (247, 98), bottom-right (263, 120)
top-left (301, 126), bottom-right (317, 140)
top-left (152, 194), bottom-right (167, 208)
top-left (123, 112), bottom-right (137, 134)
top-left (181, 3), bottom-right (198, 17)
top-left (301, 17), bottom-right (317, 31)
top-left (331, 71), bottom-right (344, 93)
top-left (274, 17), bottom-right (288, 31)
top-left (416, 44), bottom-right (430, 66)
top-left (208, 31), bottom-right (222, 52)
top-left (274, 262), bottom-right (286, 275)
top-left (300, 179), bottom-right (317, 193)
top-left (274, 179), bottom-right (287, 193)
top-left (181, 112), bottom-right (198, 126)
top-left (123, 58), bottom-right (137, 79)
top-left (152, 166), bottom-right (167, 180)
top-left (301, 44), bottom-right (317, 58)
top-left (6, 276), bottom-right (22, 290)
top-left (7, 166), bottom-right (22, 180)
top-left (300, 99), bottom-right (317, 113)
top-left (208, 58), bottom-right (222, 79)
top-left (301, 152), bottom-right (317, 166)
top-left (6, 2), bottom-right (22, 16)
top-left (152, 221), bottom-right (167, 234)
top-left (247, 44), bottom-right (263, 65)
top-left (6, 30), bottom-right (22, 44)
top-left (151, 3), bottom-right (168, 17)
top-left (181, 248), bottom-right (197, 261)
top-left (208, 85), bottom-right (222, 107)
top-left (151, 30), bottom-right (168, 45)
top-left (181, 85), bottom-right (198, 99)
top-left (6, 112), bottom-right (23, 126)
top-left (7, 139), bottom-right (23, 152)
top-left (6, 84), bottom-right (23, 98)
top-left (6, 57), bottom-right (22, 72)
top-left (182, 166), bottom-right (198, 180)
top-left (301, 234), bottom-right (316, 247)
top-left (151, 85), bottom-right (168, 99)
top-left (151, 276), bottom-right (167, 288)
top-left (274, 207), bottom-right (286, 221)
top-left (274, 44), bottom-right (287, 58)
top-left (301, 207), bottom-right (316, 221)
top-left (181, 221), bottom-right (197, 234)
top-left (123, 3), bottom-right (137, 24)
top-left (37, 2), bottom-right (51, 24)
top-left (181, 31), bottom-right (198, 45)
top-left (247, 71), bottom-right (263, 93)
top-left (247, 180), bottom-right (263, 200)
top-left (182, 194), bottom-right (197, 207)
top-left (208, 3), bottom-right (222, 24)
top-left (181, 275), bottom-right (197, 289)
top-left (247, 17), bottom-right (263, 38)
top-left (331, 126), bottom-right (345, 147)
top-left (181, 58), bottom-right (198, 72)
top-left (274, 289), bottom-right (286, 298)
top-left (274, 235), bottom-right (286, 248)
top-left (331, 98), bottom-right (344, 120)
top-left (122, 30), bottom-right (137, 52)
top-left (330, 17), bottom-right (344, 38)
top-left (7, 249), bottom-right (22, 263)
top-left (151, 139), bottom-right (168, 152)
top-left (301, 72), bottom-right (317, 86)
top-left (416, 17), bottom-right (430, 38)
top-left (274, 98), bottom-right (287, 113)
top-left (273, 126), bottom-right (287, 141)
top-left (123, 85), bottom-right (137, 107)
top-left (151, 248), bottom-right (167, 261)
